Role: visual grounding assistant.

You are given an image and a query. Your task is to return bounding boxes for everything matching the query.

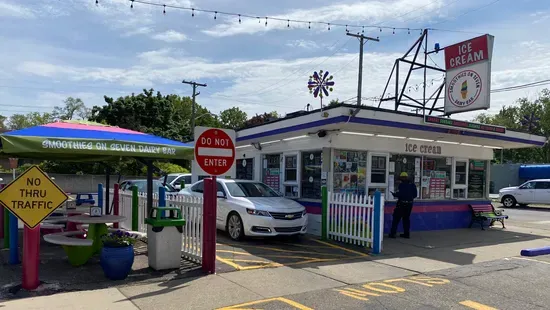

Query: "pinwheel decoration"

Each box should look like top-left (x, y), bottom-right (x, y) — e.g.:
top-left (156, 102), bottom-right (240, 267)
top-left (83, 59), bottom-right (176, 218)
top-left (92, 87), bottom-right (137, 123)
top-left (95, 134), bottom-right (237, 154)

top-left (521, 111), bottom-right (540, 133)
top-left (308, 70), bottom-right (335, 107)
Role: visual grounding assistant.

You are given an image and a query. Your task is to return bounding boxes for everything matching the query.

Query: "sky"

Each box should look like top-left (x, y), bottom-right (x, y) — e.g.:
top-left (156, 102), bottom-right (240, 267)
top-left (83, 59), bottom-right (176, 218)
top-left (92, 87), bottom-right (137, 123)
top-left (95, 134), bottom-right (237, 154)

top-left (0, 0), bottom-right (549, 122)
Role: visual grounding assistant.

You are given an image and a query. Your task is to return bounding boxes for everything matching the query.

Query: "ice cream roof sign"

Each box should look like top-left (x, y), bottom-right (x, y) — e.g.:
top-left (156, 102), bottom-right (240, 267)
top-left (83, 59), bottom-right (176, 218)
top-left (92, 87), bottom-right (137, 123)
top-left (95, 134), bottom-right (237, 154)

top-left (444, 34), bottom-right (494, 115)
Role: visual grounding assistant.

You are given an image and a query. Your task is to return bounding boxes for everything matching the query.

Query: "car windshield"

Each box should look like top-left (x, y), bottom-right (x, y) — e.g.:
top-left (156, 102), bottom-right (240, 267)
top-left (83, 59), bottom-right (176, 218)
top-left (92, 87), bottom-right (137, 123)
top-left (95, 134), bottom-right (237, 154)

top-left (225, 182), bottom-right (279, 197)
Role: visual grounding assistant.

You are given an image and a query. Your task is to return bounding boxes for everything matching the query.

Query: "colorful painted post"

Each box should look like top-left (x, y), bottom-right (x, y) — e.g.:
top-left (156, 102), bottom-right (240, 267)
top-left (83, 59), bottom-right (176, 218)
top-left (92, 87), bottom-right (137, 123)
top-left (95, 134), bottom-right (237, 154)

top-left (113, 184), bottom-right (120, 229)
top-left (158, 187), bottom-right (166, 218)
top-left (3, 208), bottom-right (8, 248)
top-left (2, 183), bottom-right (8, 248)
top-left (321, 186), bottom-right (328, 240)
top-left (372, 191), bottom-right (384, 254)
top-left (202, 177), bottom-right (217, 274)
top-left (22, 225), bottom-right (41, 290)
top-left (9, 212), bottom-right (19, 264)
top-left (131, 186), bottom-right (139, 231)
top-left (97, 183), bottom-right (104, 214)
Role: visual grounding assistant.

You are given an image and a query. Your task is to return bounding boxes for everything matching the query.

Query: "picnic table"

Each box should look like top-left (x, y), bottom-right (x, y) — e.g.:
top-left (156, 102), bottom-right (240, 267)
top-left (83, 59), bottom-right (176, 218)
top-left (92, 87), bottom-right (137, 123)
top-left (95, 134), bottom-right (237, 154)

top-left (43, 214), bottom-right (126, 266)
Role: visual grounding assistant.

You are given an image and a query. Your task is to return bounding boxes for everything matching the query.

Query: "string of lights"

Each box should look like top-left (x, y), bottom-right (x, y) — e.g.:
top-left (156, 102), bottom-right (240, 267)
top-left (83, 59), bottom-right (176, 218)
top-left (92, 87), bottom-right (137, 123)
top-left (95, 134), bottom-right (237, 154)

top-left (94, 0), bottom-right (426, 35)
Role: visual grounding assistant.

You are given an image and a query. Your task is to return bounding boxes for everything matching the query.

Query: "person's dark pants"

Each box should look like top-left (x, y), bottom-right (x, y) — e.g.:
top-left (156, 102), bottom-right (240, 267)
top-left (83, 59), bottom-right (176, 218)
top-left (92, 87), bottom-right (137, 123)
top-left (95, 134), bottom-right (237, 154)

top-left (390, 200), bottom-right (413, 237)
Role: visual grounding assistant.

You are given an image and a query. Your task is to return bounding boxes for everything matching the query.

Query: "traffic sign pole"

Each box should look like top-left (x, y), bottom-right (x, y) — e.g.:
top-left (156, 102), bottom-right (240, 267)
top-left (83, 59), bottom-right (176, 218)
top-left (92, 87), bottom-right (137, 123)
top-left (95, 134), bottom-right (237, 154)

top-left (22, 225), bottom-right (40, 290)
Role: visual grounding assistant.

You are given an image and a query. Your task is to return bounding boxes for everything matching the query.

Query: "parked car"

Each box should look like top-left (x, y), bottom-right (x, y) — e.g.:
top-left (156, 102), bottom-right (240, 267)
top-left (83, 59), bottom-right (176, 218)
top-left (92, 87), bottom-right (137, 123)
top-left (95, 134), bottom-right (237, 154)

top-left (179, 179), bottom-right (308, 241)
top-left (159, 173), bottom-right (192, 190)
top-left (499, 179), bottom-right (550, 207)
top-left (120, 179), bottom-right (177, 193)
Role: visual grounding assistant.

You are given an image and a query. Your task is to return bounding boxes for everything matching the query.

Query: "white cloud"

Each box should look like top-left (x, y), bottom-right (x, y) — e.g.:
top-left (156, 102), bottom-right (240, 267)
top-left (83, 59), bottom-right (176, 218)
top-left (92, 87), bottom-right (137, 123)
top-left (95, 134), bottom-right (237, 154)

top-left (202, 0), bottom-right (448, 37)
top-left (152, 30), bottom-right (188, 42)
top-left (0, 1), bottom-right (35, 18)
top-left (286, 40), bottom-right (320, 49)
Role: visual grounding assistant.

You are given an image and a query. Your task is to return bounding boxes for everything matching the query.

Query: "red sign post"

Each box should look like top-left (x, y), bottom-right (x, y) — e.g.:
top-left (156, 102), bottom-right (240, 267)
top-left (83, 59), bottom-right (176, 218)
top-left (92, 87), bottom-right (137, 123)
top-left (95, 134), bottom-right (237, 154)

top-left (194, 127), bottom-right (236, 274)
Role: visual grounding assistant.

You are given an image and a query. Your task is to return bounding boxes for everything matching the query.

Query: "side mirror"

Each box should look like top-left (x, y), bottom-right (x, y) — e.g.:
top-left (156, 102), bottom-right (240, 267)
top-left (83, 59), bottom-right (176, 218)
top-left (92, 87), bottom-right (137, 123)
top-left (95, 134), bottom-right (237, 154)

top-left (217, 191), bottom-right (226, 199)
top-left (174, 184), bottom-right (181, 190)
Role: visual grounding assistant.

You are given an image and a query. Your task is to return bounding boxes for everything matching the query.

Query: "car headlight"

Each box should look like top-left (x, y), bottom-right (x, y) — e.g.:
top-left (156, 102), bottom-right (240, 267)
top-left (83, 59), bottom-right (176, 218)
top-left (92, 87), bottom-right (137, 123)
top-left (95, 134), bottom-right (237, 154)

top-left (246, 208), bottom-right (271, 217)
top-left (302, 209), bottom-right (307, 216)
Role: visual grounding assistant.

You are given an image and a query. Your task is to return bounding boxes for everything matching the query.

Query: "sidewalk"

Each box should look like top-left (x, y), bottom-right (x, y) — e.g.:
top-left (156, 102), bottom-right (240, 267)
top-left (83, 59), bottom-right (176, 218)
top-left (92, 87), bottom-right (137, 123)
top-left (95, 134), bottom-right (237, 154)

top-left (2, 225), bottom-right (549, 310)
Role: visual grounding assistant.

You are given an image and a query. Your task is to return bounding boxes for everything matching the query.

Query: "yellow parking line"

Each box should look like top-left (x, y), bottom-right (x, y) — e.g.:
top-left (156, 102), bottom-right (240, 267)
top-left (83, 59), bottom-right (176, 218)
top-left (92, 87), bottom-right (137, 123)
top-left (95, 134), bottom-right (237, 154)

top-left (217, 250), bottom-right (253, 256)
top-left (311, 239), bottom-right (369, 257)
top-left (510, 256), bottom-right (550, 265)
top-left (459, 300), bottom-right (498, 310)
top-left (216, 255), bottom-right (242, 270)
top-left (217, 297), bottom-right (313, 310)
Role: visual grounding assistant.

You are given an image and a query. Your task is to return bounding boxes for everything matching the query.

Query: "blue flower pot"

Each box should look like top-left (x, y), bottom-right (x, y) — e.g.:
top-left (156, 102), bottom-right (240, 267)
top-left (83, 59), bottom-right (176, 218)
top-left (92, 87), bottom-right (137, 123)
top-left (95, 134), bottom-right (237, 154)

top-left (100, 245), bottom-right (135, 280)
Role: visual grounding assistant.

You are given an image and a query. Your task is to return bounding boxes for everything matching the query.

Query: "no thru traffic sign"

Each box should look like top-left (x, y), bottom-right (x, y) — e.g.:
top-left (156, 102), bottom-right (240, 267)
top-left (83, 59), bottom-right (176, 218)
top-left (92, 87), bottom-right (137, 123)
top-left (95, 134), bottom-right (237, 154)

top-left (194, 127), bottom-right (236, 176)
top-left (0, 165), bottom-right (69, 228)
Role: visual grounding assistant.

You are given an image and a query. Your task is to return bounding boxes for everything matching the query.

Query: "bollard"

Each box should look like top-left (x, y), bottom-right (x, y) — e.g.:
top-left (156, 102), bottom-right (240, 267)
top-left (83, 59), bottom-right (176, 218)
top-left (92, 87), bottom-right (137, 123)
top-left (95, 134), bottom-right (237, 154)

top-left (9, 212), bottom-right (19, 264)
top-left (113, 184), bottom-right (120, 229)
top-left (3, 208), bottom-right (9, 248)
top-left (372, 191), bottom-right (383, 254)
top-left (159, 187), bottom-right (166, 218)
top-left (321, 186), bottom-right (328, 240)
top-left (131, 186), bottom-right (139, 231)
top-left (97, 183), bottom-right (104, 214)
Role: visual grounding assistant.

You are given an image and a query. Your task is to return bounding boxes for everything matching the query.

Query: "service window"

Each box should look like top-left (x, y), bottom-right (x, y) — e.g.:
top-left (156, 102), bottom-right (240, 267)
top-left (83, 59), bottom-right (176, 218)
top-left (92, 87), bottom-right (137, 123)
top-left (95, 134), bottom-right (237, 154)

top-left (368, 153), bottom-right (389, 198)
top-left (301, 151), bottom-right (322, 199)
top-left (236, 158), bottom-right (254, 180)
top-left (389, 154), bottom-right (421, 199)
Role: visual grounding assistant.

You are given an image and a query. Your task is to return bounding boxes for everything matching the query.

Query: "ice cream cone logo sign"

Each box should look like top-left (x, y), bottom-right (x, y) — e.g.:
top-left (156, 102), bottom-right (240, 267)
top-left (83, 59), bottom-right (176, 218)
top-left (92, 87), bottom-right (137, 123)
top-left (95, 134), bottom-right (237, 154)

top-left (447, 69), bottom-right (482, 108)
top-left (444, 34), bottom-right (494, 115)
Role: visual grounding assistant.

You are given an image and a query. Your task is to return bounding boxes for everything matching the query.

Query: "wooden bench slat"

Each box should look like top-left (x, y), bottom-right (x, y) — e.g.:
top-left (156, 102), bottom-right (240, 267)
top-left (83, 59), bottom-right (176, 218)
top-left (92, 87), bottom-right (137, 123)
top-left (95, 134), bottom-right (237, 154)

top-left (469, 203), bottom-right (508, 230)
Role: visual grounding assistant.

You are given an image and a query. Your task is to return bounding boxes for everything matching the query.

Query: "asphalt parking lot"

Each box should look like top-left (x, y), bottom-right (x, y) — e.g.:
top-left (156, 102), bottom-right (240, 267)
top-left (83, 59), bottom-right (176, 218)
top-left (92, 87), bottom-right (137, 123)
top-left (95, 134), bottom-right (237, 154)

top-left (215, 233), bottom-right (370, 273)
top-left (218, 255), bottom-right (550, 309)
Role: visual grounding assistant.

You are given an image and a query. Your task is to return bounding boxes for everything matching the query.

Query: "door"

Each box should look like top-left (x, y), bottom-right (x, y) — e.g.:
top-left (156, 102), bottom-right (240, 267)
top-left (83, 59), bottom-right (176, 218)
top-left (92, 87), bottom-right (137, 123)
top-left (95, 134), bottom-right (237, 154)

top-left (216, 182), bottom-right (230, 228)
top-left (534, 181), bottom-right (550, 204)
top-left (367, 153), bottom-right (389, 197)
top-left (515, 181), bottom-right (536, 204)
top-left (263, 154), bottom-right (282, 194)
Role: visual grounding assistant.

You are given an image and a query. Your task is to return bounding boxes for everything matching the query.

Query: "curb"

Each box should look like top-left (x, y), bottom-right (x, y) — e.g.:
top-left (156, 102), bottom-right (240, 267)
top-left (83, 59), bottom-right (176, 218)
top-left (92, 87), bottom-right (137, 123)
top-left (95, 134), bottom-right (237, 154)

top-left (520, 246), bottom-right (550, 257)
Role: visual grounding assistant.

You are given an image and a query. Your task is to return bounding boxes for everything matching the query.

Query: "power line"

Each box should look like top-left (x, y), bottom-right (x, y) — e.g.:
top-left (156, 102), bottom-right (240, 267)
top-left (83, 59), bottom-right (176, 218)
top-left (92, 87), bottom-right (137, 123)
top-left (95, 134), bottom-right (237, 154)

top-left (116, 0), bottom-right (424, 33)
top-left (427, 0), bottom-right (502, 28)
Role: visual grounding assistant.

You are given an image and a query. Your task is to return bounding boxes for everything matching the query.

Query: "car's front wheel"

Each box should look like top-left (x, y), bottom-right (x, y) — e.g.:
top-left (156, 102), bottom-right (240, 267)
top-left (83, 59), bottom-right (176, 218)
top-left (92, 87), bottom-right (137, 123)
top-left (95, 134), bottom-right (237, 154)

top-left (227, 212), bottom-right (244, 241)
top-left (502, 195), bottom-right (517, 208)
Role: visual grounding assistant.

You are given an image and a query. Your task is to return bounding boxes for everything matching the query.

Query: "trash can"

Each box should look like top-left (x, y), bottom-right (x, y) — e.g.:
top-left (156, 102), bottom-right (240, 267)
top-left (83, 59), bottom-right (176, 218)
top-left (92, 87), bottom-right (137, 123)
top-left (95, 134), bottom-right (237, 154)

top-left (145, 207), bottom-right (186, 270)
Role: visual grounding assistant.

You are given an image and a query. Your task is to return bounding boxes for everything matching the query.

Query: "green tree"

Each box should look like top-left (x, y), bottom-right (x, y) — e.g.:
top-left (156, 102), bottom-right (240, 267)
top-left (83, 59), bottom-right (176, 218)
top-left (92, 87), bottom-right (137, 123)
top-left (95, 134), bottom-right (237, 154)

top-left (8, 112), bottom-right (53, 130)
top-left (473, 89), bottom-right (550, 163)
top-left (245, 111), bottom-right (279, 127)
top-left (53, 97), bottom-right (89, 120)
top-left (328, 99), bottom-right (341, 107)
top-left (219, 107), bottom-right (247, 129)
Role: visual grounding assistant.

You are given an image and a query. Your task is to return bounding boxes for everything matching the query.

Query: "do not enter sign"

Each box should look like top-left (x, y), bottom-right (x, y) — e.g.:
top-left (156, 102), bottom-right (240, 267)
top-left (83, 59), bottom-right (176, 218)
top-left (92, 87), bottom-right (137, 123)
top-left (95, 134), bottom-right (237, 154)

top-left (194, 127), bottom-right (236, 176)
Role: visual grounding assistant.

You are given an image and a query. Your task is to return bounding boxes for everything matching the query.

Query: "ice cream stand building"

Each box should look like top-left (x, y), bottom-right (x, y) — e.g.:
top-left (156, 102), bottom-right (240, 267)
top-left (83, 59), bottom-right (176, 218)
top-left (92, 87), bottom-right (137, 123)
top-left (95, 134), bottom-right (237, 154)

top-left (232, 32), bottom-right (547, 236)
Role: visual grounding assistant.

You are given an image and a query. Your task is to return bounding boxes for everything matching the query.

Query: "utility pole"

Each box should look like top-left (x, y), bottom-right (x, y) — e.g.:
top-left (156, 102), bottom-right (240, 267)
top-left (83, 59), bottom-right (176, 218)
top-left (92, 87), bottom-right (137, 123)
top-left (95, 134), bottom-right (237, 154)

top-left (182, 80), bottom-right (207, 139)
top-left (346, 33), bottom-right (379, 107)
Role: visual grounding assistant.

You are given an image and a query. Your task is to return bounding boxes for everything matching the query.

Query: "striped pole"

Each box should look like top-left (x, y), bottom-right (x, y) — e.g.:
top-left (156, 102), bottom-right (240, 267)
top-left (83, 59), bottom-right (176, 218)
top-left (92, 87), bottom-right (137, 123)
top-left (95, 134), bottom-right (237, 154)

top-left (372, 190), bottom-right (384, 254)
top-left (131, 186), bottom-right (139, 231)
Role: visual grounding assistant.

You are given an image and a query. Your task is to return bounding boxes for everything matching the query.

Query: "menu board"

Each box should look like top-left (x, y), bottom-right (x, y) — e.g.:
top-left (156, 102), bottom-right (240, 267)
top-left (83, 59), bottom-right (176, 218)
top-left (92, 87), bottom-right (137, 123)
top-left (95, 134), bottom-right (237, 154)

top-left (333, 150), bottom-right (367, 195)
top-left (264, 168), bottom-right (280, 190)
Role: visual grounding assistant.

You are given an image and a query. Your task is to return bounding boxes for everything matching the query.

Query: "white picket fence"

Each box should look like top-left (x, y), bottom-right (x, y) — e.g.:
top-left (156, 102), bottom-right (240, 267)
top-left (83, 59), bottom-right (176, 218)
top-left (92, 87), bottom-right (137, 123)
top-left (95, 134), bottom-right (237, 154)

top-left (327, 192), bottom-right (384, 248)
top-left (115, 190), bottom-right (204, 263)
